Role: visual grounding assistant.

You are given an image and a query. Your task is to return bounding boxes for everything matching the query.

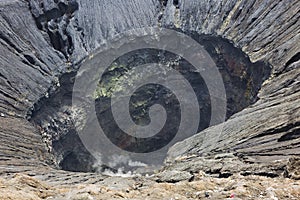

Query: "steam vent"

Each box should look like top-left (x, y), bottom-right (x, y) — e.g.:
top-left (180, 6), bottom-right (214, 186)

top-left (0, 0), bottom-right (299, 199)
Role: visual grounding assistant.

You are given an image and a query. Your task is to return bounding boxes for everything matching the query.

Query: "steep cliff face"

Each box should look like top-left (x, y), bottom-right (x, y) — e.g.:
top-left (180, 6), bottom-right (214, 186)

top-left (0, 0), bottom-right (299, 187)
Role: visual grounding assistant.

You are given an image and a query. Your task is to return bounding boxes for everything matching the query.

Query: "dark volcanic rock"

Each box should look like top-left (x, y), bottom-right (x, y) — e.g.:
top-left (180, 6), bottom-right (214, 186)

top-left (30, 34), bottom-right (271, 172)
top-left (0, 0), bottom-right (299, 185)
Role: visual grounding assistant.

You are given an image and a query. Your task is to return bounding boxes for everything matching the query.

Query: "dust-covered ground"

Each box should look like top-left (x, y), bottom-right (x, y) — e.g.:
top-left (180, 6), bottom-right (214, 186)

top-left (0, 172), bottom-right (299, 200)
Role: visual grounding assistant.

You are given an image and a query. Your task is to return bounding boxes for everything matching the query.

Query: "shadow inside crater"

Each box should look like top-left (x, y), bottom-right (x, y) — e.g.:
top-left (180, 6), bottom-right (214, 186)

top-left (28, 33), bottom-right (271, 173)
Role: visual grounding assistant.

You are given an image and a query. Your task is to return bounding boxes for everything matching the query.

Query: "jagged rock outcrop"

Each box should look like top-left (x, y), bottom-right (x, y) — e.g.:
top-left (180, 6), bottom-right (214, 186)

top-left (285, 156), bottom-right (300, 180)
top-left (0, 0), bottom-right (299, 196)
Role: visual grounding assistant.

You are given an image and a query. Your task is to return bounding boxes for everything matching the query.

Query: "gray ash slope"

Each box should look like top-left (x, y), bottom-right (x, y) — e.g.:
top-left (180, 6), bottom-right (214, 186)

top-left (0, 0), bottom-right (299, 182)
